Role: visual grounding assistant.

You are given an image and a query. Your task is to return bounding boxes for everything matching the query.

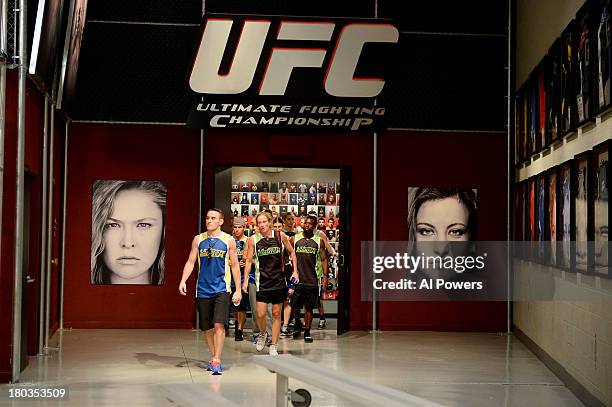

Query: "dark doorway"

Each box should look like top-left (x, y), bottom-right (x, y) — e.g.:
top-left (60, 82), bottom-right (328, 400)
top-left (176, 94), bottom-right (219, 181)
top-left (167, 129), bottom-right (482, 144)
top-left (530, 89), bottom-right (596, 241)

top-left (214, 165), bottom-right (350, 335)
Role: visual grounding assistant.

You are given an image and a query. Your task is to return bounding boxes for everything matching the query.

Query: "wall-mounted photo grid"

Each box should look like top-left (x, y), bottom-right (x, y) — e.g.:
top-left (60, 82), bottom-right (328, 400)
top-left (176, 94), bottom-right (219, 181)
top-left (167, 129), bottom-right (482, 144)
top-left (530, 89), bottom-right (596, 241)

top-left (514, 152), bottom-right (611, 278)
top-left (230, 181), bottom-right (342, 299)
top-left (514, 0), bottom-right (611, 167)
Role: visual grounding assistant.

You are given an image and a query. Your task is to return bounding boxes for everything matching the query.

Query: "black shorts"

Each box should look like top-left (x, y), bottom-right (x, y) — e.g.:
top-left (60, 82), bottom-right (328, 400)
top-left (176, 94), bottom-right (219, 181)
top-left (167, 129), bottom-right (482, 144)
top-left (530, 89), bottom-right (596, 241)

top-left (230, 287), bottom-right (250, 313)
top-left (197, 293), bottom-right (230, 330)
top-left (291, 286), bottom-right (320, 311)
top-left (256, 287), bottom-right (288, 304)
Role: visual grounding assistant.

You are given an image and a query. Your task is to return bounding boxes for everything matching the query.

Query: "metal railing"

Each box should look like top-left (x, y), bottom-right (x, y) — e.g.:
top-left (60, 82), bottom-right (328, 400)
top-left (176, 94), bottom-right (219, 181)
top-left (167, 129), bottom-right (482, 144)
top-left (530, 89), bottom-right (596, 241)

top-left (254, 354), bottom-right (444, 407)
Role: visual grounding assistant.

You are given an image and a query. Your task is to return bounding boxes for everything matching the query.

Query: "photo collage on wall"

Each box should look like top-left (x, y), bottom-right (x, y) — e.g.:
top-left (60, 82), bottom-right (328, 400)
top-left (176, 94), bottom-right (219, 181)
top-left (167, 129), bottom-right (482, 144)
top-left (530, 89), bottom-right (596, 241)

top-left (231, 180), bottom-right (342, 299)
top-left (514, 143), bottom-right (611, 278)
top-left (514, 0), bottom-right (612, 166)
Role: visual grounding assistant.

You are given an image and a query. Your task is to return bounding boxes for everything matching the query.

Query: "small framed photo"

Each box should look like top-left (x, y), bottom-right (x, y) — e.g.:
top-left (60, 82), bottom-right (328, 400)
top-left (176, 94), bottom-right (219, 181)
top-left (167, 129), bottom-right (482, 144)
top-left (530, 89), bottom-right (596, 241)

top-left (573, 151), bottom-right (594, 273)
top-left (280, 192), bottom-right (289, 205)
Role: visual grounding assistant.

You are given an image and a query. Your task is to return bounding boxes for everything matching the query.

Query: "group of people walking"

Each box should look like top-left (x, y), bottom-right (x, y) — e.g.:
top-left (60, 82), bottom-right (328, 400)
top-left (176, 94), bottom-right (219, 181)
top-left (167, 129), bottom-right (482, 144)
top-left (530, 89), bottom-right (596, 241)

top-left (179, 208), bottom-right (335, 375)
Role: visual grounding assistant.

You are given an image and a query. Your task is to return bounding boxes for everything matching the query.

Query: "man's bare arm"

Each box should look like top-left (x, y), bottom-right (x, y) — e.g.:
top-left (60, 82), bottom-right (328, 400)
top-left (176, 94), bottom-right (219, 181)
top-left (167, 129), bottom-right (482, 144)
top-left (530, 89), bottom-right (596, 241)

top-left (179, 235), bottom-right (199, 295)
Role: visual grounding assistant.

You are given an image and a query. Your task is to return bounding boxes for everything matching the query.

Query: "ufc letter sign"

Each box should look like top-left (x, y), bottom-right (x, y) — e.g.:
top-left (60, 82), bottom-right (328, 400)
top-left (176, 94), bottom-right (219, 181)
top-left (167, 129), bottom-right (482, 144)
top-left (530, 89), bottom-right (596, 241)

top-left (189, 16), bottom-right (399, 98)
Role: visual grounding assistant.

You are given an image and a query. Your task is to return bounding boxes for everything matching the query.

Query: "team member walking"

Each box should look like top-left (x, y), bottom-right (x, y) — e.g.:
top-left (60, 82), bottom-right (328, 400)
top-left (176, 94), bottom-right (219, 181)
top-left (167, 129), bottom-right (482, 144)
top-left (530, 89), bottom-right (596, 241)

top-left (243, 211), bottom-right (298, 355)
top-left (281, 212), bottom-right (299, 336)
top-left (179, 209), bottom-right (242, 375)
top-left (291, 215), bottom-right (328, 342)
top-left (230, 217), bottom-right (254, 341)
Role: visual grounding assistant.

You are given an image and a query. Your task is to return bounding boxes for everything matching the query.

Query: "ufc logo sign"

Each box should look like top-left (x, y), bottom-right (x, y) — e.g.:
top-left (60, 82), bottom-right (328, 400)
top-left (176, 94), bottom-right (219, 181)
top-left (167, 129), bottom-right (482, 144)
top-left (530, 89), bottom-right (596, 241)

top-left (190, 17), bottom-right (399, 98)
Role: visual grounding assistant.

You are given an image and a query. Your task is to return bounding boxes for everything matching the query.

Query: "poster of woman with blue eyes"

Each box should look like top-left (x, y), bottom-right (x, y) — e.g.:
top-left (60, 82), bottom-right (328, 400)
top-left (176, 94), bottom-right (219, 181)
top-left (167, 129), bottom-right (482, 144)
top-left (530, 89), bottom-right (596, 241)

top-left (91, 180), bottom-right (167, 285)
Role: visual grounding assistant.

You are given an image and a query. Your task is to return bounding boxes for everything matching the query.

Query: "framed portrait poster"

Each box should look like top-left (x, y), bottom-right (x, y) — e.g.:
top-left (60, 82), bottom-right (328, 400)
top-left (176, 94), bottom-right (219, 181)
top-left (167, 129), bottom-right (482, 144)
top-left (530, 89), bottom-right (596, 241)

top-left (574, 151), bottom-right (594, 273)
top-left (547, 39), bottom-right (562, 143)
top-left (561, 20), bottom-right (578, 135)
top-left (537, 61), bottom-right (548, 149)
top-left (529, 73), bottom-right (539, 154)
top-left (537, 173), bottom-right (548, 262)
top-left (91, 180), bottom-right (166, 285)
top-left (596, 0), bottom-right (611, 113)
top-left (558, 160), bottom-right (574, 269)
top-left (548, 167), bottom-right (558, 265)
top-left (593, 141), bottom-right (611, 278)
top-left (515, 93), bottom-right (522, 165)
top-left (576, 0), bottom-right (597, 125)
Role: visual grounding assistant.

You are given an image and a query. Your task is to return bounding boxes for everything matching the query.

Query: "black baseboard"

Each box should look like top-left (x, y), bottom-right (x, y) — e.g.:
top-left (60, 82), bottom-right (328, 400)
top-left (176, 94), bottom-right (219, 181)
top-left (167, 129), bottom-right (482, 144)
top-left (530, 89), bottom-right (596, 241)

top-left (513, 325), bottom-right (605, 407)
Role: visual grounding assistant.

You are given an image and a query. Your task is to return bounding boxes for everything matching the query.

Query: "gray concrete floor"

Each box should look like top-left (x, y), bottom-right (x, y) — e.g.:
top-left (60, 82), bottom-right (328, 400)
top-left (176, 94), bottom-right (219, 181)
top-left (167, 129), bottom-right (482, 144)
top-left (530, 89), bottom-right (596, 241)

top-left (3, 328), bottom-right (583, 406)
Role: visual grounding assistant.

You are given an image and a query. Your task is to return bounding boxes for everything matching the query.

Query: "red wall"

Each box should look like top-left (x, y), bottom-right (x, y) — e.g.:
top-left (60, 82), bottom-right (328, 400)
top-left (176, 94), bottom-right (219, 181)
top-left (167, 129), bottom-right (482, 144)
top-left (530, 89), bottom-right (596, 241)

top-left (59, 126), bottom-right (507, 332)
top-left (0, 72), bottom-right (46, 382)
top-left (63, 124), bottom-right (200, 328)
top-left (376, 131), bottom-right (508, 331)
top-left (203, 130), bottom-right (375, 330)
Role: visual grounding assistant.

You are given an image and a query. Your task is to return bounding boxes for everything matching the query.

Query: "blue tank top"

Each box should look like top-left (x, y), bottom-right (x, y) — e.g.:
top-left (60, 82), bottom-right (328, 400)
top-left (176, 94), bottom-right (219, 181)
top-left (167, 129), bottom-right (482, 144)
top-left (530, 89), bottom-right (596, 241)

top-left (196, 232), bottom-right (231, 298)
top-left (233, 236), bottom-right (256, 287)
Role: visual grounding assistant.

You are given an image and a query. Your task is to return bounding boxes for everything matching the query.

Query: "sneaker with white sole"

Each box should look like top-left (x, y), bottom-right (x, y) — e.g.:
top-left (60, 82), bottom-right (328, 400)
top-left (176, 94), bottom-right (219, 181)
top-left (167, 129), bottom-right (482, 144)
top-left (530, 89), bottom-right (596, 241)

top-left (256, 332), bottom-right (268, 352)
top-left (269, 344), bottom-right (278, 355)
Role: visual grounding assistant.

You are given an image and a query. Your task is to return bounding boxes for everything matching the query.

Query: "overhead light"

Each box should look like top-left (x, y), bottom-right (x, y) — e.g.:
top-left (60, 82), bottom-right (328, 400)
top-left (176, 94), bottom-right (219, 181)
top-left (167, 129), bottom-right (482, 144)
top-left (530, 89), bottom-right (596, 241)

top-left (260, 167), bottom-right (285, 173)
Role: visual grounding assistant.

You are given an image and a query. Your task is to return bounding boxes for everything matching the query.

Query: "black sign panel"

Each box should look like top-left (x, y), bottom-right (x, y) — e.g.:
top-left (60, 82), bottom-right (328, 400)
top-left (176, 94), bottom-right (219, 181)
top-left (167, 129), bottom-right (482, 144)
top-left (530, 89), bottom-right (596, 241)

top-left (187, 14), bottom-right (399, 131)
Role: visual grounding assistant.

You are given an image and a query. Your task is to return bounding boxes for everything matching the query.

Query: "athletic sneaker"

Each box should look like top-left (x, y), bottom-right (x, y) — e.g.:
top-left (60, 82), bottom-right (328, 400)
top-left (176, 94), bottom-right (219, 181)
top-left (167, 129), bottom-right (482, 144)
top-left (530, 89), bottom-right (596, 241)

top-left (210, 360), bottom-right (222, 375)
top-left (318, 319), bottom-right (326, 329)
top-left (205, 359), bottom-right (214, 371)
top-left (292, 328), bottom-right (301, 339)
top-left (304, 330), bottom-right (313, 343)
top-left (235, 329), bottom-right (244, 342)
top-left (256, 332), bottom-right (268, 352)
top-left (269, 344), bottom-right (279, 355)
top-left (281, 325), bottom-right (291, 336)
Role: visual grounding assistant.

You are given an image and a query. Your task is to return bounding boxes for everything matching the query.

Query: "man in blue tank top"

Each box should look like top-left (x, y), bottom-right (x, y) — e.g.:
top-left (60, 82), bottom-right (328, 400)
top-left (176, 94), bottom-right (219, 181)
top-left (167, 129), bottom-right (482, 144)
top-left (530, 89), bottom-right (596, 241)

top-left (179, 209), bottom-right (242, 375)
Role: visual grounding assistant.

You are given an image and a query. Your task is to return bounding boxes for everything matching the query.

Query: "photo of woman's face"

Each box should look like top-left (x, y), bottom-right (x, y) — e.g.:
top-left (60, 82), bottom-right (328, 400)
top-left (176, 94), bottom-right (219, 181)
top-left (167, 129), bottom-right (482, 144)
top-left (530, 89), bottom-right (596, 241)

top-left (102, 189), bottom-right (163, 283)
top-left (415, 197), bottom-right (470, 241)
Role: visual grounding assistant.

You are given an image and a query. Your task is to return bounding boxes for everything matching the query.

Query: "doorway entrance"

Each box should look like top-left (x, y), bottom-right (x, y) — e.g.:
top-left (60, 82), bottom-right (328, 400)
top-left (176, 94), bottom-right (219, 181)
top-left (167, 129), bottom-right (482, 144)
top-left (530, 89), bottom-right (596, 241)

top-left (214, 165), bottom-right (351, 335)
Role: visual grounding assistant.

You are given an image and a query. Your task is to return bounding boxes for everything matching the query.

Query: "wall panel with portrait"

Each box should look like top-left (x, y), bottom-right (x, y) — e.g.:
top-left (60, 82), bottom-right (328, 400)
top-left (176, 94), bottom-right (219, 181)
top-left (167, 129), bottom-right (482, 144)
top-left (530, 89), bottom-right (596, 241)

top-left (593, 141), bottom-right (610, 278)
top-left (91, 180), bottom-right (167, 285)
top-left (407, 187), bottom-right (477, 242)
top-left (574, 152), bottom-right (593, 273)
